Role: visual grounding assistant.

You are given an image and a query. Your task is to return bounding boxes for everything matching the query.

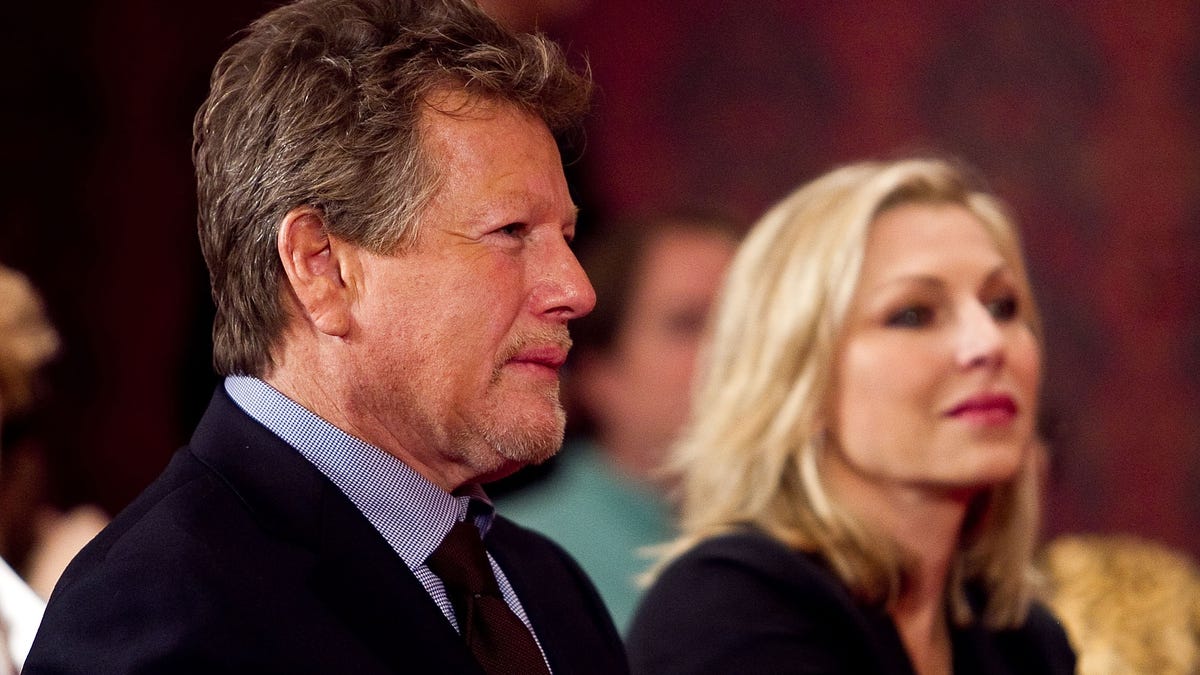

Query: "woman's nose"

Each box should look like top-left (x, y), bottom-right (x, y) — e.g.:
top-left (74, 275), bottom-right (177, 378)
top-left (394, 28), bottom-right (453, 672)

top-left (956, 301), bottom-right (1005, 369)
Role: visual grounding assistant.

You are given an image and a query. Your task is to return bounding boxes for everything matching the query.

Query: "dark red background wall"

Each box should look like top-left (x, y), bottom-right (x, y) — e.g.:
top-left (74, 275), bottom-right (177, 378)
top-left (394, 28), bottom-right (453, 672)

top-left (2, 1), bottom-right (1197, 557)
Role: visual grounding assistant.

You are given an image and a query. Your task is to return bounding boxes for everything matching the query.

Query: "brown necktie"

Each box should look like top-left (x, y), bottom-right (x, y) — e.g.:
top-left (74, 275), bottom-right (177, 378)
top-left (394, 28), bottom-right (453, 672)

top-left (427, 519), bottom-right (551, 675)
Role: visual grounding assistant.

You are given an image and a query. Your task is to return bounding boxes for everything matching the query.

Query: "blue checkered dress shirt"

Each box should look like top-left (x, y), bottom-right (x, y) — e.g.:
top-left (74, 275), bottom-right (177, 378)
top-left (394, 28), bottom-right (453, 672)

top-left (223, 376), bottom-right (546, 661)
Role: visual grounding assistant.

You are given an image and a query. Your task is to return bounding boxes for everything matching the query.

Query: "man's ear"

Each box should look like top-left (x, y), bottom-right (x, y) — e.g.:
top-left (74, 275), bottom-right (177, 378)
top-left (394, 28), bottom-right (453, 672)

top-left (277, 206), bottom-right (353, 337)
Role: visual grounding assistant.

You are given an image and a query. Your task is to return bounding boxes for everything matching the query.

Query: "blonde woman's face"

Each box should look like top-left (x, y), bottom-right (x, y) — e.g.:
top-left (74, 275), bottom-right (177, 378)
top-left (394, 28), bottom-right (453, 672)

top-left (826, 203), bottom-right (1041, 497)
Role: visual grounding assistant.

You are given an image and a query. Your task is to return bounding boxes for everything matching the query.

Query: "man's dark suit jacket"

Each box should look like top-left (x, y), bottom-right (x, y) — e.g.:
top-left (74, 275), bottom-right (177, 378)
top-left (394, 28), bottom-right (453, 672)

top-left (26, 388), bottom-right (629, 674)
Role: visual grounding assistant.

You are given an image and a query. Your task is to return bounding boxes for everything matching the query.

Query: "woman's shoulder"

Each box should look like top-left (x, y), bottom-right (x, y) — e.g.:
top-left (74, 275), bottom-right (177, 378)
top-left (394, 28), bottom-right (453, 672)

top-left (1003, 601), bottom-right (1078, 674)
top-left (670, 528), bottom-right (834, 580)
top-left (650, 527), bottom-right (865, 603)
top-left (628, 528), bottom-right (910, 674)
top-left (953, 600), bottom-right (1077, 675)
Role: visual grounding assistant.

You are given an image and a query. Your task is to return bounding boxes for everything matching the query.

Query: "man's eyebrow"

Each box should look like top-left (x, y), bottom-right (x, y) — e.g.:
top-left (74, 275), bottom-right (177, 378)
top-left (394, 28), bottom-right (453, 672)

top-left (461, 196), bottom-right (579, 226)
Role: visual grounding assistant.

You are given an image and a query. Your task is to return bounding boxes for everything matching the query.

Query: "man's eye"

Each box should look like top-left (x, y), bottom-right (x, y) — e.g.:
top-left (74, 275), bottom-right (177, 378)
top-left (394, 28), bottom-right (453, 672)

top-left (986, 296), bottom-right (1019, 322)
top-left (496, 223), bottom-right (523, 236)
top-left (886, 306), bottom-right (933, 328)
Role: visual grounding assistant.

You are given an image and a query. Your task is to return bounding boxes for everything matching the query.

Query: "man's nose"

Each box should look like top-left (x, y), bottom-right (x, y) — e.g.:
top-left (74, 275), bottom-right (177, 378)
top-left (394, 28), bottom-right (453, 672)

top-left (531, 237), bottom-right (596, 321)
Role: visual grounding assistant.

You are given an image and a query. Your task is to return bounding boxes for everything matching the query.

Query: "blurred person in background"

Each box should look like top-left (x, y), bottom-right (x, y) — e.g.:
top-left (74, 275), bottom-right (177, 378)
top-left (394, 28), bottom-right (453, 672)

top-left (497, 214), bottom-right (739, 632)
top-left (0, 264), bottom-right (58, 671)
top-left (627, 158), bottom-right (1075, 674)
top-left (0, 269), bottom-right (108, 599)
top-left (1038, 533), bottom-right (1200, 675)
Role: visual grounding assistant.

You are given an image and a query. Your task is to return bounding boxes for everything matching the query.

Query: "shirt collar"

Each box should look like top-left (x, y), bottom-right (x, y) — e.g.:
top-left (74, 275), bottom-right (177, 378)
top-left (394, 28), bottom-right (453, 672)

top-left (223, 376), bottom-right (496, 569)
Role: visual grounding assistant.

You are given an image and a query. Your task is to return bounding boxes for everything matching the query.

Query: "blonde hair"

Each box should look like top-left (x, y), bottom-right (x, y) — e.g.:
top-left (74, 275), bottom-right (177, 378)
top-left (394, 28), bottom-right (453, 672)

top-left (655, 158), bottom-right (1044, 628)
top-left (0, 265), bottom-right (60, 417)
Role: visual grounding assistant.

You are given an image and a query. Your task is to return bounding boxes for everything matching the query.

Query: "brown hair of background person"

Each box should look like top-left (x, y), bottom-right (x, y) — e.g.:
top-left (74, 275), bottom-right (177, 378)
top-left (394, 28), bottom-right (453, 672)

top-left (0, 267), bottom-right (59, 422)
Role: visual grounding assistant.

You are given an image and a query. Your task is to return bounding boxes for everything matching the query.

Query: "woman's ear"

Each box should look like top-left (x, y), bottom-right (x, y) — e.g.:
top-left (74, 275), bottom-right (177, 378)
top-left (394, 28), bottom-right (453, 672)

top-left (276, 206), bottom-right (353, 337)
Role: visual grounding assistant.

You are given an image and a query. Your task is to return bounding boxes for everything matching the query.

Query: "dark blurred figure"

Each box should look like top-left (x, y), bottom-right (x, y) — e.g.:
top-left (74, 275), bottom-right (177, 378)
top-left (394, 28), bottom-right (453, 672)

top-left (0, 266), bottom-right (107, 600)
top-left (0, 264), bottom-right (58, 671)
top-left (498, 214), bottom-right (739, 632)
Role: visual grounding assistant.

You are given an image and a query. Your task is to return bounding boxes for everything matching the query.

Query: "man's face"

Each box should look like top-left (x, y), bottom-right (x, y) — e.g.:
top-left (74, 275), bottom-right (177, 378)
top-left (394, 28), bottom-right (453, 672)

top-left (343, 96), bottom-right (594, 491)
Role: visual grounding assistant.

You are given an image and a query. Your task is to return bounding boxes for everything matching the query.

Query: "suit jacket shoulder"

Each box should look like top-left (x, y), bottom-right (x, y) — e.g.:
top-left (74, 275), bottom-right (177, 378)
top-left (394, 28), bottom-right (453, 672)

top-left (627, 529), bottom-right (913, 675)
top-left (627, 529), bottom-right (1075, 675)
top-left (27, 388), bottom-right (627, 674)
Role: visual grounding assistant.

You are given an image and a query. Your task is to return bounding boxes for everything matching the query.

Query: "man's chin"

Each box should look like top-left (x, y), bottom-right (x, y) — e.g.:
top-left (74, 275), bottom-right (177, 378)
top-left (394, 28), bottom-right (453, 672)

top-left (460, 403), bottom-right (564, 474)
top-left (465, 430), bottom-right (561, 487)
top-left (492, 420), bottom-right (564, 466)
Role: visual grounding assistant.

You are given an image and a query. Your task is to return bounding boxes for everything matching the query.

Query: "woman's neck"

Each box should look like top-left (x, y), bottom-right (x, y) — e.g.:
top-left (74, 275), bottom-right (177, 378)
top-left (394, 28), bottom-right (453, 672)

top-left (822, 455), bottom-right (975, 675)
top-left (887, 492), bottom-right (966, 675)
top-left (892, 544), bottom-right (955, 675)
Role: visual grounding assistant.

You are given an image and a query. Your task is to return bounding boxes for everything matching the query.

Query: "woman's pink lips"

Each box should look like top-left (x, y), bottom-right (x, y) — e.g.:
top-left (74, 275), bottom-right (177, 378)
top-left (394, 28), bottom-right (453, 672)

top-left (946, 393), bottom-right (1018, 423)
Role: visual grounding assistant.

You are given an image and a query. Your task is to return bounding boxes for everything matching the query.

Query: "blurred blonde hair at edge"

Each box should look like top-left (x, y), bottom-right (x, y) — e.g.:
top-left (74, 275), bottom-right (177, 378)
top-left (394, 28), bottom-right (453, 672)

top-left (654, 157), bottom-right (1044, 629)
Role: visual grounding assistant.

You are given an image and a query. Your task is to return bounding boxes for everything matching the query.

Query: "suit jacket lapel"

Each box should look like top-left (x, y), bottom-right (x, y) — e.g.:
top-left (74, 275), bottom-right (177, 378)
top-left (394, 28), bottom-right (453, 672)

top-left (309, 494), bottom-right (484, 674)
top-left (189, 388), bottom-right (484, 673)
top-left (487, 517), bottom-right (627, 674)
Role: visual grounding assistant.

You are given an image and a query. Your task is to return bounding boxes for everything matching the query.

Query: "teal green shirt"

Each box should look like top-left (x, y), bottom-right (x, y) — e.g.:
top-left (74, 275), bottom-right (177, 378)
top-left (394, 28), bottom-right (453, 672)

top-left (495, 440), bottom-right (675, 634)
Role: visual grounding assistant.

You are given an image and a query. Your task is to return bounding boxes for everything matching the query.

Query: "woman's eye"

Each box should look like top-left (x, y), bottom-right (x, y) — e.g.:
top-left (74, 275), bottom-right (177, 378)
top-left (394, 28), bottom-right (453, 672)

top-left (986, 295), bottom-right (1019, 322)
top-left (886, 306), bottom-right (933, 328)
